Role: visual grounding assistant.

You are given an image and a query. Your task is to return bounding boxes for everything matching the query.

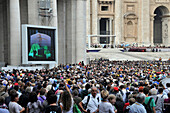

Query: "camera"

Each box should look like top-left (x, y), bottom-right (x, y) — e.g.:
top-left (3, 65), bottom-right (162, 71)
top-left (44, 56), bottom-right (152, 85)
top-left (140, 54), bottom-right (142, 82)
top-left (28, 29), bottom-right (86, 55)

top-left (87, 109), bottom-right (90, 113)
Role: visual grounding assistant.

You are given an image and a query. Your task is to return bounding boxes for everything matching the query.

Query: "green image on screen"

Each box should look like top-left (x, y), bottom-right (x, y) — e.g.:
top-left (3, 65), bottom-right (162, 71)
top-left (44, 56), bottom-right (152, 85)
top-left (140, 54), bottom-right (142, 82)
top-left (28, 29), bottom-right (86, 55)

top-left (29, 44), bottom-right (51, 59)
top-left (28, 28), bottom-right (55, 61)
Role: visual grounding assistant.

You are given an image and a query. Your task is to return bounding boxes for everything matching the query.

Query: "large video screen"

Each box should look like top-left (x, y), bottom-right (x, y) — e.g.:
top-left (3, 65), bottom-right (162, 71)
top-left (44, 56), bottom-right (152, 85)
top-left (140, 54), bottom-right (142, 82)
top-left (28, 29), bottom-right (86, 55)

top-left (27, 27), bottom-right (55, 61)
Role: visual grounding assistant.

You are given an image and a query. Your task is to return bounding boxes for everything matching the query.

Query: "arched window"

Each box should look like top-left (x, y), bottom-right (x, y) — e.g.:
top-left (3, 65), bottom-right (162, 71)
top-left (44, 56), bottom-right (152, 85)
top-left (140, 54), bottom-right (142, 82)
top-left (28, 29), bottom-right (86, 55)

top-left (127, 21), bottom-right (133, 37)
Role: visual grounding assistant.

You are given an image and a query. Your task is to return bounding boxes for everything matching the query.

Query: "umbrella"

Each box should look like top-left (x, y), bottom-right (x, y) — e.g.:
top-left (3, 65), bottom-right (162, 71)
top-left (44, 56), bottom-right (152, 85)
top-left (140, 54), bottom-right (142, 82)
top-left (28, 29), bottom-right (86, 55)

top-left (161, 78), bottom-right (170, 88)
top-left (125, 44), bottom-right (130, 47)
top-left (121, 44), bottom-right (124, 46)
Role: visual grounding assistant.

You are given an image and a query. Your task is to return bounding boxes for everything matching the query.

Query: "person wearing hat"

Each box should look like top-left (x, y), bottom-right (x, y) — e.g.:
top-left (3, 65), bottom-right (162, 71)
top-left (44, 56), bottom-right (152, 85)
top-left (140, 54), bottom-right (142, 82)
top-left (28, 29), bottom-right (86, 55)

top-left (110, 87), bottom-right (119, 96)
top-left (114, 87), bottom-right (119, 92)
top-left (138, 86), bottom-right (144, 94)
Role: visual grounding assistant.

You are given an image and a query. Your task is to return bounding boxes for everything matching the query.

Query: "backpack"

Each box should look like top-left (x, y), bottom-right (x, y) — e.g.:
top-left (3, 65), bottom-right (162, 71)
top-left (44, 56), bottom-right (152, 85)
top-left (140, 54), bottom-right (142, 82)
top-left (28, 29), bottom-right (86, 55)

top-left (124, 106), bottom-right (130, 113)
top-left (125, 90), bottom-right (131, 103)
top-left (45, 105), bottom-right (61, 113)
top-left (73, 103), bottom-right (81, 113)
top-left (18, 92), bottom-right (29, 108)
top-left (0, 92), bottom-right (6, 96)
top-left (143, 97), bottom-right (153, 113)
top-left (39, 96), bottom-right (45, 101)
top-left (161, 94), bottom-right (165, 98)
top-left (120, 89), bottom-right (130, 102)
top-left (84, 95), bottom-right (100, 110)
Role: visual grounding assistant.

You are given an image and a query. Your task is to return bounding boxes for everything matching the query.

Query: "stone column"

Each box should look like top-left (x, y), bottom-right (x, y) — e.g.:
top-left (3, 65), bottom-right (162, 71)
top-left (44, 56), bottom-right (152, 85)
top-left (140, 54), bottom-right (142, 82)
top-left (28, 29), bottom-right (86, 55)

top-left (0, 4), bottom-right (4, 62)
top-left (113, 17), bottom-right (115, 47)
top-left (51, 0), bottom-right (58, 67)
top-left (150, 15), bottom-right (156, 46)
top-left (141, 0), bottom-right (150, 46)
top-left (110, 18), bottom-right (113, 45)
top-left (57, 0), bottom-right (66, 64)
top-left (76, 0), bottom-right (86, 63)
top-left (53, 0), bottom-right (58, 27)
top-left (92, 0), bottom-right (98, 43)
top-left (71, 0), bottom-right (77, 64)
top-left (28, 0), bottom-right (39, 25)
top-left (115, 0), bottom-right (122, 45)
top-left (97, 17), bottom-right (101, 43)
top-left (168, 17), bottom-right (170, 46)
top-left (86, 0), bottom-right (91, 37)
top-left (66, 0), bottom-right (73, 64)
top-left (88, 35), bottom-right (91, 49)
top-left (10, 0), bottom-right (21, 65)
top-left (162, 16), bottom-right (169, 46)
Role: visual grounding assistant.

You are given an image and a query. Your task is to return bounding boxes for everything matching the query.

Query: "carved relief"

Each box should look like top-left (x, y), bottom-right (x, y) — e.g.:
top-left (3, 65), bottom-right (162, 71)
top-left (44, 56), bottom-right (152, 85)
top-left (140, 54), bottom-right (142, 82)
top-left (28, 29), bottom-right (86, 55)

top-left (127, 5), bottom-right (135, 12)
top-left (164, 24), bottom-right (168, 39)
top-left (127, 21), bottom-right (134, 37)
top-left (98, 0), bottom-right (114, 4)
top-left (124, 0), bottom-right (137, 3)
top-left (124, 13), bottom-right (138, 43)
top-left (98, 0), bottom-right (115, 14)
top-left (155, 0), bottom-right (170, 3)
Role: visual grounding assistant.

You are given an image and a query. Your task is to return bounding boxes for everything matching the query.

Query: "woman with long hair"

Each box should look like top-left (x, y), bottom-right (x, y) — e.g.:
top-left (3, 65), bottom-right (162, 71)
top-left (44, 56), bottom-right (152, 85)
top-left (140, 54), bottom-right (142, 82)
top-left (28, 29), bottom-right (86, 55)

top-left (60, 81), bottom-right (74, 113)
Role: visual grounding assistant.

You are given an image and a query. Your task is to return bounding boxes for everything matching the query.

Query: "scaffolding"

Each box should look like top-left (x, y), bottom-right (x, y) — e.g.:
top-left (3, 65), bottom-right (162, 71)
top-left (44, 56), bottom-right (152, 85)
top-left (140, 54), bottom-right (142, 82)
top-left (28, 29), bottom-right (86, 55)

top-left (38, 0), bottom-right (53, 26)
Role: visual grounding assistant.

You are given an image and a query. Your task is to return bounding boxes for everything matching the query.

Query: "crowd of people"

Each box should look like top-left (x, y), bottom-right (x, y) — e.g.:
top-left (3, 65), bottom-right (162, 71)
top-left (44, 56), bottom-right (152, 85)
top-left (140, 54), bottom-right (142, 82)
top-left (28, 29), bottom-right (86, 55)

top-left (0, 59), bottom-right (170, 113)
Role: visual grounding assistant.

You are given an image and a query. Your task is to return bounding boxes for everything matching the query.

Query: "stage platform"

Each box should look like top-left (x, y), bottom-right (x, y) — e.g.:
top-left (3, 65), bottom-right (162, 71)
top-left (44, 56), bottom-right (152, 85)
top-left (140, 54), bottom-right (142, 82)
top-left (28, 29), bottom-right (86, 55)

top-left (86, 49), bottom-right (101, 52)
top-left (125, 47), bottom-right (170, 52)
top-left (87, 48), bottom-right (170, 61)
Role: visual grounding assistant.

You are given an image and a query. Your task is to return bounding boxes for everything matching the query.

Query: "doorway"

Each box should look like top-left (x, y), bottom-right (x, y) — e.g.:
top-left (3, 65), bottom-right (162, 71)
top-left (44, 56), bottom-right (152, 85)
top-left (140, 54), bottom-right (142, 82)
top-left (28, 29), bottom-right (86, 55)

top-left (100, 18), bottom-right (110, 44)
top-left (154, 6), bottom-right (169, 44)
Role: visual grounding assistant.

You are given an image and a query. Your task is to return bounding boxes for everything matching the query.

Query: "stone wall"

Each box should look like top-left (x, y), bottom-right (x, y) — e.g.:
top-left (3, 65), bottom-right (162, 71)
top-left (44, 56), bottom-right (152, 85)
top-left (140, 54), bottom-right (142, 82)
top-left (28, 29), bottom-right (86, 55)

top-left (88, 0), bottom-right (170, 46)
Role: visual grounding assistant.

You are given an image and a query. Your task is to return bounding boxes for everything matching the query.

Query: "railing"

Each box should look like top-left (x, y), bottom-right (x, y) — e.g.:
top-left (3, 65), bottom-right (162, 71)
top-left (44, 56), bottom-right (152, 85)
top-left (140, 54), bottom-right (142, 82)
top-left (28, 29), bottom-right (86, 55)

top-left (100, 31), bottom-right (110, 35)
top-left (88, 44), bottom-right (114, 48)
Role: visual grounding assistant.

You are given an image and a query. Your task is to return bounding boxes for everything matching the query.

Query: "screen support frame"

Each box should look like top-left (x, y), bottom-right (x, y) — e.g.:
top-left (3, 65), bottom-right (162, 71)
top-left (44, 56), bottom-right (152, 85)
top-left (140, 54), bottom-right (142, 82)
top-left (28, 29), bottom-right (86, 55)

top-left (22, 24), bottom-right (58, 65)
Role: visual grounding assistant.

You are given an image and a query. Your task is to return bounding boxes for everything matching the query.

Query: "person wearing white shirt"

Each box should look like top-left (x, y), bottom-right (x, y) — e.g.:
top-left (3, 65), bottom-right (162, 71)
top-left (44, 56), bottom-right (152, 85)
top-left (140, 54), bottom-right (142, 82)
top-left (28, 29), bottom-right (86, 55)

top-left (119, 85), bottom-right (127, 102)
top-left (158, 88), bottom-right (168, 99)
top-left (164, 83), bottom-right (170, 96)
top-left (79, 87), bottom-right (101, 113)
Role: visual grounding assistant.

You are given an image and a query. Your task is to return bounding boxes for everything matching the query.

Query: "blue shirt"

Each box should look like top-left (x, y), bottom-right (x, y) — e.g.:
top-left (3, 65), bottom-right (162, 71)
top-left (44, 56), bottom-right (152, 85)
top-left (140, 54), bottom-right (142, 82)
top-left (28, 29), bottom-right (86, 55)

top-left (0, 108), bottom-right (9, 113)
top-left (129, 102), bottom-right (147, 113)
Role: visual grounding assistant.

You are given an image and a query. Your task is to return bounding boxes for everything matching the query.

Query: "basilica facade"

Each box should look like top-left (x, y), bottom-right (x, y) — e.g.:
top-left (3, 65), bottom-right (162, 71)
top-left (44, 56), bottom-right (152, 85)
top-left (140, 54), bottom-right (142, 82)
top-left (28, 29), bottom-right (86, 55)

top-left (87, 0), bottom-right (170, 46)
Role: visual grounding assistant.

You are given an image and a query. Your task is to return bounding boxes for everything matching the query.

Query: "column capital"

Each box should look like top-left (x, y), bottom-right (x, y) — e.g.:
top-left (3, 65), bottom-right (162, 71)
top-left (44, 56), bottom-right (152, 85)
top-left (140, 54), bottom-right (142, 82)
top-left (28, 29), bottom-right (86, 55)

top-left (98, 17), bottom-right (101, 20)
top-left (76, 0), bottom-right (87, 1)
top-left (150, 14), bottom-right (156, 18)
top-left (150, 14), bottom-right (156, 21)
top-left (110, 18), bottom-right (113, 20)
top-left (150, 17), bottom-right (155, 21)
top-left (162, 14), bottom-right (170, 18)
